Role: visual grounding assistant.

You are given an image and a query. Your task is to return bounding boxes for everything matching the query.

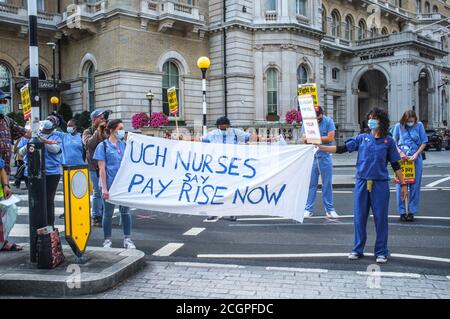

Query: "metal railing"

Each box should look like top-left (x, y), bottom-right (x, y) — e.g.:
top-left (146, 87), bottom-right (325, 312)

top-left (141, 0), bottom-right (203, 21)
top-left (265, 10), bottom-right (277, 21)
top-left (0, 2), bottom-right (19, 14)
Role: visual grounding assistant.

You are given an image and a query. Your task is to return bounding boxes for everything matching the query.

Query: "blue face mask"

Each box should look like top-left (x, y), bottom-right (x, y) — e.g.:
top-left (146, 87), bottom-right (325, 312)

top-left (116, 130), bottom-right (125, 139)
top-left (67, 127), bottom-right (75, 134)
top-left (43, 120), bottom-right (54, 130)
top-left (0, 105), bottom-right (6, 114)
top-left (368, 119), bottom-right (379, 130)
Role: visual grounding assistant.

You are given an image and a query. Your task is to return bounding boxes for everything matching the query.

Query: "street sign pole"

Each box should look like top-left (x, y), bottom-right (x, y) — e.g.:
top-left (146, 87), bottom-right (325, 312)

top-left (27, 0), bottom-right (47, 263)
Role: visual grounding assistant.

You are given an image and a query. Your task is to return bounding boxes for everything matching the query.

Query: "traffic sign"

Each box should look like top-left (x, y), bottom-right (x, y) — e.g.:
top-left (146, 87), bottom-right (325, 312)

top-left (20, 84), bottom-right (31, 121)
top-left (63, 165), bottom-right (91, 258)
top-left (167, 87), bottom-right (179, 116)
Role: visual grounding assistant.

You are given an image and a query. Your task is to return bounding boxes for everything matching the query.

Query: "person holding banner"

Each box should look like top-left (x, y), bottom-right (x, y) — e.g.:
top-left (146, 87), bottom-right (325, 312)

top-left (317, 108), bottom-right (407, 264)
top-left (392, 110), bottom-right (428, 222)
top-left (301, 106), bottom-right (339, 219)
top-left (93, 119), bottom-right (136, 249)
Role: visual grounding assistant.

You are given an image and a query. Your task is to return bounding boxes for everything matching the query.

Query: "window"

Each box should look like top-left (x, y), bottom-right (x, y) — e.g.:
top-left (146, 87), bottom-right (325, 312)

top-left (37, 0), bottom-right (44, 12)
top-left (297, 65), bottom-right (308, 84)
top-left (266, 68), bottom-right (278, 115)
top-left (381, 27), bottom-right (389, 35)
top-left (345, 15), bottom-right (354, 40)
top-left (0, 63), bottom-right (12, 113)
top-left (265, 0), bottom-right (276, 11)
top-left (296, 0), bottom-right (306, 16)
top-left (424, 1), bottom-right (430, 13)
top-left (370, 26), bottom-right (378, 38)
top-left (162, 61), bottom-right (180, 117)
top-left (433, 5), bottom-right (438, 13)
top-left (416, 0), bottom-right (422, 14)
top-left (331, 10), bottom-right (341, 37)
top-left (358, 20), bottom-right (367, 40)
top-left (332, 68), bottom-right (340, 81)
top-left (86, 63), bottom-right (95, 112)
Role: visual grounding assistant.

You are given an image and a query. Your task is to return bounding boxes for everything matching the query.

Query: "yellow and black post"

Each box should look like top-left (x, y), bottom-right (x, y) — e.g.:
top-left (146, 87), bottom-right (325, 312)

top-left (63, 165), bottom-right (91, 263)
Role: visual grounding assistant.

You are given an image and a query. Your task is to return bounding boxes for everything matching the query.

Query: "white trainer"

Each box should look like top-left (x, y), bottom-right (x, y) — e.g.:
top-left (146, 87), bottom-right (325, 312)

top-left (326, 211), bottom-right (340, 219)
top-left (124, 238), bottom-right (136, 249)
top-left (376, 256), bottom-right (388, 264)
top-left (304, 210), bottom-right (314, 218)
top-left (103, 239), bottom-right (112, 249)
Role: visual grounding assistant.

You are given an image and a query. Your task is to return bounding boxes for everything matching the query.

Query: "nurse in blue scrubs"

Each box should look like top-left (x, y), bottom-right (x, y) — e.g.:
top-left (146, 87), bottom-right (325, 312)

top-left (318, 108), bottom-right (407, 264)
top-left (58, 119), bottom-right (85, 166)
top-left (391, 110), bottom-right (428, 222)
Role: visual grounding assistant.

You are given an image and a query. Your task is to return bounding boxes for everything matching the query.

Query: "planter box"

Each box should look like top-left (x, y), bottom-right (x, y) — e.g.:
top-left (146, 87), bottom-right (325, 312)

top-left (266, 114), bottom-right (280, 122)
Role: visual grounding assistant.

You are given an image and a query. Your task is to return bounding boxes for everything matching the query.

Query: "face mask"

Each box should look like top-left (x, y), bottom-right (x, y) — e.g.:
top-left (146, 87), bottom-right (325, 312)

top-left (43, 120), bottom-right (54, 130)
top-left (406, 121), bottom-right (415, 127)
top-left (368, 119), bottom-right (379, 130)
top-left (0, 104), bottom-right (6, 114)
top-left (116, 130), bottom-right (125, 139)
top-left (67, 127), bottom-right (75, 134)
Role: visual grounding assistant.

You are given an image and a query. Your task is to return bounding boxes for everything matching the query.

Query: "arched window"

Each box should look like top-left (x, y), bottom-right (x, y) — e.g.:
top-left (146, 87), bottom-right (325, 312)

top-left (433, 5), bottom-right (438, 13)
top-left (265, 0), bottom-right (276, 11)
top-left (381, 27), bottom-right (389, 35)
top-left (358, 19), bottom-right (367, 40)
top-left (332, 68), bottom-right (340, 81)
top-left (266, 68), bottom-right (278, 115)
top-left (370, 26), bottom-right (378, 38)
top-left (416, 0), bottom-right (422, 14)
top-left (296, 0), bottom-right (307, 16)
top-left (297, 65), bottom-right (308, 84)
top-left (162, 61), bottom-right (180, 117)
top-left (322, 6), bottom-right (327, 33)
top-left (331, 10), bottom-right (341, 37)
top-left (424, 1), bottom-right (430, 13)
top-left (0, 63), bottom-right (12, 112)
top-left (24, 66), bottom-right (47, 80)
top-left (86, 63), bottom-right (95, 112)
top-left (345, 15), bottom-right (354, 40)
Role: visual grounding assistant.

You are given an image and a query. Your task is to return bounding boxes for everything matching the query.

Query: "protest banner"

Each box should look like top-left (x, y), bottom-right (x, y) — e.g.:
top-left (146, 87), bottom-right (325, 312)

top-left (395, 160), bottom-right (416, 184)
top-left (298, 83), bottom-right (319, 107)
top-left (298, 95), bottom-right (322, 144)
top-left (20, 84), bottom-right (31, 121)
top-left (108, 133), bottom-right (315, 222)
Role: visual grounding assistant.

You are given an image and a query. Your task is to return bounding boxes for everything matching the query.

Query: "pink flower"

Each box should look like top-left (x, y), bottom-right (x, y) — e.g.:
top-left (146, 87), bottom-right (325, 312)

top-left (132, 112), bottom-right (149, 129)
top-left (150, 112), bottom-right (169, 128)
top-left (285, 109), bottom-right (302, 125)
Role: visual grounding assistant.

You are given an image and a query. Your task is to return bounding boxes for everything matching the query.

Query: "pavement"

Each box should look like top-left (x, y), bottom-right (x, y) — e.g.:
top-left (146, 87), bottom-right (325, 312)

top-left (1, 149), bottom-right (449, 299)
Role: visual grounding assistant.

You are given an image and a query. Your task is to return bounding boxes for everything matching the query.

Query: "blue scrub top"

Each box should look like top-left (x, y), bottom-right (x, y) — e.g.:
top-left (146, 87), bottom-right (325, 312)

top-left (18, 137), bottom-right (30, 177)
top-left (201, 128), bottom-right (250, 144)
top-left (39, 132), bottom-right (63, 175)
top-left (54, 132), bottom-right (84, 166)
top-left (301, 115), bottom-right (336, 157)
top-left (0, 158), bottom-right (4, 169)
top-left (391, 122), bottom-right (428, 156)
top-left (93, 139), bottom-right (126, 189)
top-left (345, 133), bottom-right (401, 181)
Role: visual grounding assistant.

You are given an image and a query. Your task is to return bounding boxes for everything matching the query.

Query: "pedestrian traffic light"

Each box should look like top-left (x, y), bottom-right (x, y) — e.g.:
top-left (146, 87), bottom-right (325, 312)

top-left (63, 165), bottom-right (91, 258)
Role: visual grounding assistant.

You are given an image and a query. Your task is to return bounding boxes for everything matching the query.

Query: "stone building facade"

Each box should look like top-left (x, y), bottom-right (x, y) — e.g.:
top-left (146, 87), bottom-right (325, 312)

top-left (0, 0), bottom-right (449, 140)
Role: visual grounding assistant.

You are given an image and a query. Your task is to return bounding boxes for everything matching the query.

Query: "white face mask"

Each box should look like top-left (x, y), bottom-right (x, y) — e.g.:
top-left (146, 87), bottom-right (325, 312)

top-left (406, 122), bottom-right (415, 127)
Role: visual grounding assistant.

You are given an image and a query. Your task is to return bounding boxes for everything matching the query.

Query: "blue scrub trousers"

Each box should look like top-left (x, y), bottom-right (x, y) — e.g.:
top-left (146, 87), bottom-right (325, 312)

top-left (89, 170), bottom-right (104, 219)
top-left (305, 154), bottom-right (335, 212)
top-left (353, 179), bottom-right (390, 257)
top-left (396, 157), bottom-right (423, 215)
top-left (102, 201), bottom-right (132, 239)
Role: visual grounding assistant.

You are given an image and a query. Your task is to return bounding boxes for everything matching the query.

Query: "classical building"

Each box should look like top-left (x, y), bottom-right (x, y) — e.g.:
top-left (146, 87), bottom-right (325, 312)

top-left (1, 0), bottom-right (449, 140)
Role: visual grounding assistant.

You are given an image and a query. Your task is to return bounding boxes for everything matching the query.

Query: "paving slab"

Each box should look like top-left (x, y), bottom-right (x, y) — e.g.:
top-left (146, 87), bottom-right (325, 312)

top-left (0, 245), bottom-right (145, 297)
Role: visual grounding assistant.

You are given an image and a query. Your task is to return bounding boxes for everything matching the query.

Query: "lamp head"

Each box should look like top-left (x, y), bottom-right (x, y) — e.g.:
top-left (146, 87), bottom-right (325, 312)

top-left (197, 56), bottom-right (211, 70)
top-left (146, 90), bottom-right (154, 101)
top-left (50, 96), bottom-right (60, 105)
top-left (46, 42), bottom-right (56, 49)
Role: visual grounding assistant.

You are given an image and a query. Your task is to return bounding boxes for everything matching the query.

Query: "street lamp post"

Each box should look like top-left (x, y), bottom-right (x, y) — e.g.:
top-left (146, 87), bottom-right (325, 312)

top-left (197, 57), bottom-right (211, 136)
top-left (146, 90), bottom-right (154, 118)
top-left (47, 42), bottom-right (58, 112)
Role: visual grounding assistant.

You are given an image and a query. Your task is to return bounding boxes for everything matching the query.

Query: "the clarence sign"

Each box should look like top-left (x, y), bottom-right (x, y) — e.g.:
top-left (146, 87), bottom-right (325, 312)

top-left (360, 51), bottom-right (394, 61)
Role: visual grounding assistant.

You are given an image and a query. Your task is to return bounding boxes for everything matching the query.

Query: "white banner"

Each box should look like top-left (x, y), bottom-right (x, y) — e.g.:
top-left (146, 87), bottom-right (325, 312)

top-left (108, 133), bottom-right (315, 222)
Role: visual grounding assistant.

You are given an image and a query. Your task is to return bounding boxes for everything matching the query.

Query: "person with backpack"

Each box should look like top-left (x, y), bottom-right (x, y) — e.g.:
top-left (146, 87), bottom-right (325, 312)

top-left (93, 119), bottom-right (135, 249)
top-left (392, 110), bottom-right (428, 222)
top-left (82, 110), bottom-right (109, 227)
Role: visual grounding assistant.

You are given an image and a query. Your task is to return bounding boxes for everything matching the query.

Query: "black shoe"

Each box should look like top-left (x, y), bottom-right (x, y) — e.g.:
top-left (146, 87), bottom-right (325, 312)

top-left (406, 214), bottom-right (415, 222)
top-left (400, 214), bottom-right (407, 222)
top-left (93, 217), bottom-right (102, 227)
top-left (14, 180), bottom-right (20, 188)
top-left (228, 216), bottom-right (237, 221)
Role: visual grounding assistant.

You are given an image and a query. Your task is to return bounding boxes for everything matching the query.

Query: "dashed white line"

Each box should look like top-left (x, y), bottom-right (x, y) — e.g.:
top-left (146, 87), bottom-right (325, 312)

top-left (152, 243), bottom-right (184, 257)
top-left (426, 176), bottom-right (450, 187)
top-left (10, 224), bottom-right (65, 237)
top-left (356, 271), bottom-right (421, 278)
top-left (175, 262), bottom-right (245, 269)
top-left (198, 253), bottom-right (350, 259)
top-left (183, 227), bottom-right (205, 236)
top-left (266, 266), bottom-right (328, 273)
top-left (390, 253), bottom-right (450, 263)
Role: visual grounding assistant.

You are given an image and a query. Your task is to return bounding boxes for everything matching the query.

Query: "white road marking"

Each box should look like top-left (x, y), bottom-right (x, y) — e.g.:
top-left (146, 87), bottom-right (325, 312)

top-left (9, 224), bottom-right (65, 237)
top-left (238, 217), bottom-right (289, 221)
top-left (175, 262), bottom-right (245, 269)
top-left (18, 194), bottom-right (64, 202)
top-left (183, 227), bottom-right (205, 236)
top-left (426, 176), bottom-right (450, 187)
top-left (18, 207), bottom-right (64, 216)
top-left (356, 271), bottom-right (421, 278)
top-left (152, 243), bottom-right (184, 257)
top-left (447, 276), bottom-right (450, 280)
top-left (198, 252), bottom-right (450, 264)
top-left (266, 266), bottom-right (328, 273)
